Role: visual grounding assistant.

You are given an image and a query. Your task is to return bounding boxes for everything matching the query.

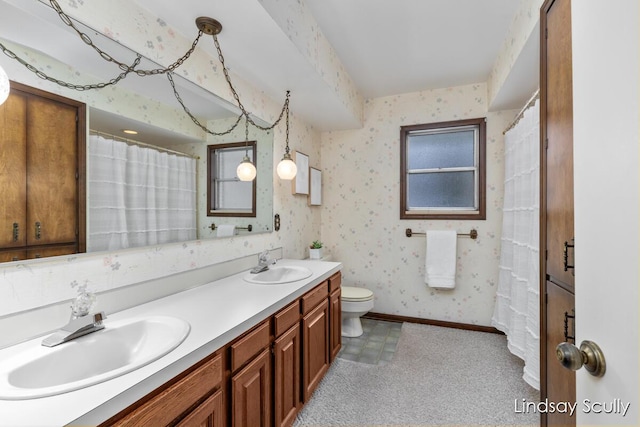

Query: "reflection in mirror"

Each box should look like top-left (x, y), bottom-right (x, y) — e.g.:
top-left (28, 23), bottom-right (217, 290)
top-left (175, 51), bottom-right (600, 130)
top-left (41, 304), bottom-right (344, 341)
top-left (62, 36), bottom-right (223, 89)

top-left (87, 131), bottom-right (198, 253)
top-left (0, 0), bottom-right (275, 263)
top-left (208, 141), bottom-right (257, 217)
top-left (169, 117), bottom-right (273, 239)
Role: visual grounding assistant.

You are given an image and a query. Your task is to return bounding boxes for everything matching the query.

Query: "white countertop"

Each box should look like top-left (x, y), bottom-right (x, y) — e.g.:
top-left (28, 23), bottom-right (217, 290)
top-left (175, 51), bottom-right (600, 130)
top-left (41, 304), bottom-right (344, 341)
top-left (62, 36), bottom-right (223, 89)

top-left (0, 259), bottom-right (341, 427)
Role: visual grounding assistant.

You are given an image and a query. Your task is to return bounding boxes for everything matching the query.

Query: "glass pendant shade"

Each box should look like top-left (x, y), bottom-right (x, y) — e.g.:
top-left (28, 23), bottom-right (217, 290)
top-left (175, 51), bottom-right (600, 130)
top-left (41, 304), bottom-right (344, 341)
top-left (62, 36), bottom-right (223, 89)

top-left (237, 156), bottom-right (257, 181)
top-left (277, 153), bottom-right (297, 180)
top-left (0, 65), bottom-right (9, 106)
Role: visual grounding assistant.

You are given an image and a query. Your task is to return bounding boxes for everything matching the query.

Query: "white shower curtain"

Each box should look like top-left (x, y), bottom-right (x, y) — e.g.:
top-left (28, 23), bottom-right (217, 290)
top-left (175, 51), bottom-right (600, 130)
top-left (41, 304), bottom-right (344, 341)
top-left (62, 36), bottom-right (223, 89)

top-left (491, 98), bottom-right (540, 390)
top-left (88, 134), bottom-right (197, 252)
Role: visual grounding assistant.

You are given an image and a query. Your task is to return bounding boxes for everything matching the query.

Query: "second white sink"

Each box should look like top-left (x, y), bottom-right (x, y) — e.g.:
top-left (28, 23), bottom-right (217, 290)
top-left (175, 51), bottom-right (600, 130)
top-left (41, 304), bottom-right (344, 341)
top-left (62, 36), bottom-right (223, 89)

top-left (243, 266), bottom-right (313, 284)
top-left (0, 315), bottom-right (190, 400)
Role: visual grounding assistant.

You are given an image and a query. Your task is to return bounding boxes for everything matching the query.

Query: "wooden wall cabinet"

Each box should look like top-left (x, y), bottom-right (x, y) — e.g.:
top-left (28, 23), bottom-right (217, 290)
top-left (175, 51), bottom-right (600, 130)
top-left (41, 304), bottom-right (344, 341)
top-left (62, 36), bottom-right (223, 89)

top-left (0, 82), bottom-right (85, 262)
top-left (541, 1), bottom-right (576, 426)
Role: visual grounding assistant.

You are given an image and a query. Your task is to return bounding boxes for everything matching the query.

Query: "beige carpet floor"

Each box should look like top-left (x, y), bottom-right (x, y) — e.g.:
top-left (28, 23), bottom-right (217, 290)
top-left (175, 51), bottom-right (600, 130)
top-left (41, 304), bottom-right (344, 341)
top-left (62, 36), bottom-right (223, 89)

top-left (294, 322), bottom-right (540, 427)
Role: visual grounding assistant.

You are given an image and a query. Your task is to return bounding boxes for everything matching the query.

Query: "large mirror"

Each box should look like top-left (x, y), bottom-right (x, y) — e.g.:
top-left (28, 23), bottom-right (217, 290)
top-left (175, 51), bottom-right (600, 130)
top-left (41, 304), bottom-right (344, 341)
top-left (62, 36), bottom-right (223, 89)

top-left (0, 0), bottom-right (274, 258)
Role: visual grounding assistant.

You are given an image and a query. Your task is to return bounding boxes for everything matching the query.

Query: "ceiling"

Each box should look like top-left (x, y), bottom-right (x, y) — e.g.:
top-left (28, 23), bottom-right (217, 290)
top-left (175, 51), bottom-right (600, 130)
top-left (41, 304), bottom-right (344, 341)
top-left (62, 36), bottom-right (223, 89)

top-left (0, 0), bottom-right (537, 137)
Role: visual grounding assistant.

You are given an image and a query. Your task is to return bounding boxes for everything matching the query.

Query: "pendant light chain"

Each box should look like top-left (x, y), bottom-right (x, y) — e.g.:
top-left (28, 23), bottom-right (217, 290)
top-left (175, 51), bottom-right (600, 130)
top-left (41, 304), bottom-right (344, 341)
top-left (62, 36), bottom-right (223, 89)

top-left (0, 41), bottom-right (141, 90)
top-left (212, 33), bottom-right (290, 132)
top-left (285, 100), bottom-right (291, 155)
top-left (48, 0), bottom-right (205, 77)
top-left (167, 72), bottom-right (244, 136)
top-left (1, 0), bottom-right (294, 148)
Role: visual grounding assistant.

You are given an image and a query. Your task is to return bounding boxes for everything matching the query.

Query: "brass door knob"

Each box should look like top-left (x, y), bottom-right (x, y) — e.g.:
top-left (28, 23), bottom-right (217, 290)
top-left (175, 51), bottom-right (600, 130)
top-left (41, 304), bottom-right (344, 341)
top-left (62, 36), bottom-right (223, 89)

top-left (556, 340), bottom-right (606, 377)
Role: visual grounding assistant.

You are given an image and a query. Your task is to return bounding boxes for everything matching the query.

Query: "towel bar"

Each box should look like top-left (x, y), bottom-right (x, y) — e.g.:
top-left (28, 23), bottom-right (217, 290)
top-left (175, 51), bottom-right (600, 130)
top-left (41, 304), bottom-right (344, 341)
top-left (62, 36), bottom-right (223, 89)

top-left (209, 223), bottom-right (252, 232)
top-left (405, 228), bottom-right (477, 239)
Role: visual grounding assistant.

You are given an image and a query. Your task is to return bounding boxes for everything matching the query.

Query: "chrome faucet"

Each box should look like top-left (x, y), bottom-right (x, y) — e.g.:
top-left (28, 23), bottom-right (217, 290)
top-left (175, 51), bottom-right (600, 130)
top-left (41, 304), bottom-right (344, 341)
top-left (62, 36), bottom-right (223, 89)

top-left (42, 287), bottom-right (106, 347)
top-left (250, 250), bottom-right (276, 274)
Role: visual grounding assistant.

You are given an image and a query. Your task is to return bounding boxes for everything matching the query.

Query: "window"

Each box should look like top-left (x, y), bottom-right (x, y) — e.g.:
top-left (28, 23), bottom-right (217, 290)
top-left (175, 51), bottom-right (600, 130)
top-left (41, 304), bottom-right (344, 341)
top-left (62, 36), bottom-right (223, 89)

top-left (400, 118), bottom-right (486, 220)
top-left (208, 141), bottom-right (257, 217)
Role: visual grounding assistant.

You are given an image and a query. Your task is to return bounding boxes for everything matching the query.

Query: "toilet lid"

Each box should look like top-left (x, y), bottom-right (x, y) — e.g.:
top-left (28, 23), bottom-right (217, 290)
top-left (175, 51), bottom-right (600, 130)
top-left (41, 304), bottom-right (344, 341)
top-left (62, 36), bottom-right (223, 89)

top-left (341, 286), bottom-right (374, 302)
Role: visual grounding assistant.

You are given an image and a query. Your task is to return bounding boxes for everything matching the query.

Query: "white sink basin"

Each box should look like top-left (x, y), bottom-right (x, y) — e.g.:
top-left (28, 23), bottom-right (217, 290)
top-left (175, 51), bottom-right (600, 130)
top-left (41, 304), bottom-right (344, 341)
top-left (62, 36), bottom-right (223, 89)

top-left (243, 265), bottom-right (313, 284)
top-left (0, 315), bottom-right (190, 400)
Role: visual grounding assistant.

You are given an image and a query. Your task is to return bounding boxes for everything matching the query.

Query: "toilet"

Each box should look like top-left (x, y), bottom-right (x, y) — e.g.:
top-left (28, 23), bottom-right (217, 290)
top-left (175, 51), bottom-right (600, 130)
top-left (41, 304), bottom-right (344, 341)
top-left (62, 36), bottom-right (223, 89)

top-left (341, 286), bottom-right (374, 337)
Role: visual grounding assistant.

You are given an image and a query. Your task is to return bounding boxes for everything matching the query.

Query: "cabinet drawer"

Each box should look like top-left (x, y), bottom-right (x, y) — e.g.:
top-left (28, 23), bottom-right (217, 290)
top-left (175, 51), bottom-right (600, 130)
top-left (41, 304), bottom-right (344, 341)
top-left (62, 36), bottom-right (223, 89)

top-left (301, 282), bottom-right (329, 315)
top-left (176, 388), bottom-right (224, 427)
top-left (230, 319), bottom-right (271, 372)
top-left (111, 352), bottom-right (223, 427)
top-left (328, 272), bottom-right (341, 293)
top-left (274, 300), bottom-right (300, 337)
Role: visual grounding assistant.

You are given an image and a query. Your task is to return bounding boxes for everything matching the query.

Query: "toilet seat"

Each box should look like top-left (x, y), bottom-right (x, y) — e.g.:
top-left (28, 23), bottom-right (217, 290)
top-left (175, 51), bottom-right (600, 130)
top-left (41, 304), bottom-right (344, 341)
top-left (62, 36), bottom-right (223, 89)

top-left (341, 286), bottom-right (374, 302)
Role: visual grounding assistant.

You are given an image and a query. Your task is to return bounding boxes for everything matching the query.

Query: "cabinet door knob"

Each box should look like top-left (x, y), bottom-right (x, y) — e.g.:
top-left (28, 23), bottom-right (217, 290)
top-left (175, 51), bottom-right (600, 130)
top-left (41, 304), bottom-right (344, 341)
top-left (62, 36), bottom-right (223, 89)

top-left (35, 221), bottom-right (42, 240)
top-left (556, 340), bottom-right (606, 377)
top-left (13, 222), bottom-right (19, 242)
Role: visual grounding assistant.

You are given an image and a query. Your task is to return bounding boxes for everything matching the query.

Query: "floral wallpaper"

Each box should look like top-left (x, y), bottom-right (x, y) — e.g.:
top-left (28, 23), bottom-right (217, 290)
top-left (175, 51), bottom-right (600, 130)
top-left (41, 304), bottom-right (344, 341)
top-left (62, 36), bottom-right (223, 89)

top-left (0, 0), bottom-right (532, 339)
top-left (0, 2), bottom-right (323, 326)
top-left (321, 83), bottom-right (517, 326)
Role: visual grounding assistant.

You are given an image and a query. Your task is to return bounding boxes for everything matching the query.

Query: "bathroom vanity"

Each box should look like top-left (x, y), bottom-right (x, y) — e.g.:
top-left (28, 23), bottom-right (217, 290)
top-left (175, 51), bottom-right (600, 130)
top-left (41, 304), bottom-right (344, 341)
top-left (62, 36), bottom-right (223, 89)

top-left (0, 259), bottom-right (341, 427)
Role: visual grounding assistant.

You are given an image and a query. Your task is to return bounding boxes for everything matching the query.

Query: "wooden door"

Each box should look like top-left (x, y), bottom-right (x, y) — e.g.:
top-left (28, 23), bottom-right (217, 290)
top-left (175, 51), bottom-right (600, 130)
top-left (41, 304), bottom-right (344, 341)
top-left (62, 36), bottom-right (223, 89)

top-left (274, 323), bottom-right (301, 427)
top-left (0, 91), bottom-right (27, 249)
top-left (302, 298), bottom-right (329, 402)
top-left (541, 0), bottom-right (575, 426)
top-left (176, 389), bottom-right (225, 427)
top-left (26, 95), bottom-right (78, 246)
top-left (232, 348), bottom-right (272, 427)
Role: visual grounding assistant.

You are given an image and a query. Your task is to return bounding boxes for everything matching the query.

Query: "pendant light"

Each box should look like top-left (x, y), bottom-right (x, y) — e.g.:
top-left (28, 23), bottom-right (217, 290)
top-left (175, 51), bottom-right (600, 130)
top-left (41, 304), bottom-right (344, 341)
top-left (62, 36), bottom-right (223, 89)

top-left (0, 64), bottom-right (9, 106)
top-left (276, 100), bottom-right (297, 180)
top-left (236, 116), bottom-right (257, 181)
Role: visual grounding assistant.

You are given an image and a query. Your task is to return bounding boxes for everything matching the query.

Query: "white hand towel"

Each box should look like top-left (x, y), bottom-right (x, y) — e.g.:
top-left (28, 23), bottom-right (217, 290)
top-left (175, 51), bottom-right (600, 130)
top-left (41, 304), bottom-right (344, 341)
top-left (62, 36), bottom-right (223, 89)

top-left (216, 224), bottom-right (236, 237)
top-left (425, 230), bottom-right (457, 289)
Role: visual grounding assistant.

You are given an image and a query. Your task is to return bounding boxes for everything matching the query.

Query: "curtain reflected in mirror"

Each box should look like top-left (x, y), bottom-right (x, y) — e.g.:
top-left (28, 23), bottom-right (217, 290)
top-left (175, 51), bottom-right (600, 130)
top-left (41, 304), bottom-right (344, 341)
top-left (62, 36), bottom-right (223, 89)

top-left (0, 1), bottom-right (275, 264)
top-left (87, 132), bottom-right (197, 252)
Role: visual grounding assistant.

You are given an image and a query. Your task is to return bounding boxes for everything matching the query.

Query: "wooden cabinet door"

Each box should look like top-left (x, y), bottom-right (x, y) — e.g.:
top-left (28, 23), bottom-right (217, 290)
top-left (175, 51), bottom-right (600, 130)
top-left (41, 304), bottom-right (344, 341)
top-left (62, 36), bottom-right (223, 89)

top-left (274, 323), bottom-right (301, 427)
top-left (545, 282), bottom-right (576, 426)
top-left (543, 0), bottom-right (574, 292)
top-left (0, 91), bottom-right (27, 248)
top-left (26, 95), bottom-right (78, 246)
top-left (176, 389), bottom-right (225, 427)
top-left (329, 288), bottom-right (342, 361)
top-left (232, 348), bottom-right (272, 427)
top-left (302, 298), bottom-right (329, 402)
top-left (541, 1), bottom-right (575, 426)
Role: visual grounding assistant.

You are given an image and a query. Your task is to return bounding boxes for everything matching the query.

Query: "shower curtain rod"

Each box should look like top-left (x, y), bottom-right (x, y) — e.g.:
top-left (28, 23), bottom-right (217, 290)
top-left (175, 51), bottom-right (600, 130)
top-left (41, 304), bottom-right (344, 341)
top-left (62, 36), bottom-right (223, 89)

top-left (89, 129), bottom-right (199, 159)
top-left (502, 89), bottom-right (540, 135)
